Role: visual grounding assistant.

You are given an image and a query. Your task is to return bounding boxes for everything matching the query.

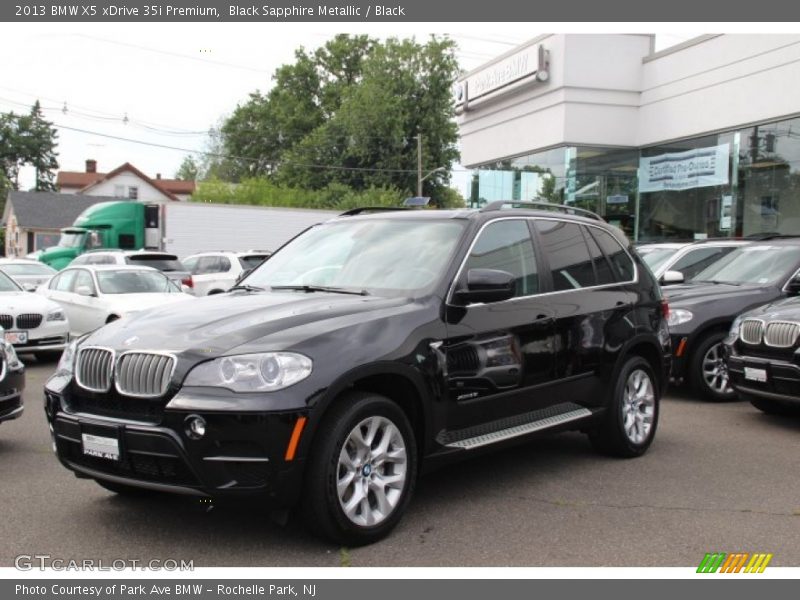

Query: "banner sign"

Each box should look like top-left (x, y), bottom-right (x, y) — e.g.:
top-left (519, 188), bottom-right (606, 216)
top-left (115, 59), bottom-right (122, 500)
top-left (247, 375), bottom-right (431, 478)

top-left (638, 144), bottom-right (730, 193)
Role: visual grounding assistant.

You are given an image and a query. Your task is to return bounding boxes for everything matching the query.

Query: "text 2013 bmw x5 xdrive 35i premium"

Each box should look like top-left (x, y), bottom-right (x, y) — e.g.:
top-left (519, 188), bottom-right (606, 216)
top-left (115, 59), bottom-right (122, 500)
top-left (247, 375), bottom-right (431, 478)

top-left (45, 202), bottom-right (671, 545)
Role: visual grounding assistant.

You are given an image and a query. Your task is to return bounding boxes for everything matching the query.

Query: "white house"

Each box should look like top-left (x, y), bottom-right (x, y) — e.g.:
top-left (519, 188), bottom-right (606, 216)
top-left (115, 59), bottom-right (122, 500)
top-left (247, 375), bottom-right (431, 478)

top-left (57, 160), bottom-right (195, 202)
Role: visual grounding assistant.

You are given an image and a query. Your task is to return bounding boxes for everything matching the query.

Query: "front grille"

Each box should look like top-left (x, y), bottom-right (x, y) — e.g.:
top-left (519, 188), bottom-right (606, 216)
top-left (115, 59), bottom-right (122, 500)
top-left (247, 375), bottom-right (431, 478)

top-left (740, 319), bottom-right (764, 345)
top-left (65, 393), bottom-right (165, 422)
top-left (764, 321), bottom-right (800, 348)
top-left (0, 315), bottom-right (12, 330)
top-left (76, 347), bottom-right (114, 392)
top-left (115, 352), bottom-right (175, 398)
top-left (15, 313), bottom-right (42, 329)
top-left (448, 346), bottom-right (480, 374)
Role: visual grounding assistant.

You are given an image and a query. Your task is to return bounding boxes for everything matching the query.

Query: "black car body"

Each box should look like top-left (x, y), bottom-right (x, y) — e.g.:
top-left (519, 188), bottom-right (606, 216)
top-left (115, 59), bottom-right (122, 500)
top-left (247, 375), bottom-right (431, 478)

top-left (0, 340), bottom-right (25, 425)
top-left (725, 296), bottom-right (800, 414)
top-left (664, 240), bottom-right (800, 401)
top-left (45, 203), bottom-right (670, 544)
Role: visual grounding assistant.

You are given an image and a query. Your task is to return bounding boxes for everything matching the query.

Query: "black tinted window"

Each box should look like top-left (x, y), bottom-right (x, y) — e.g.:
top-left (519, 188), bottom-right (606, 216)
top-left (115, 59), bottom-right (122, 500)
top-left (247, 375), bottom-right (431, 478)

top-left (534, 221), bottom-right (595, 291)
top-left (589, 228), bottom-right (635, 282)
top-left (464, 220), bottom-right (538, 297)
top-left (584, 227), bottom-right (615, 285)
top-left (126, 255), bottom-right (184, 272)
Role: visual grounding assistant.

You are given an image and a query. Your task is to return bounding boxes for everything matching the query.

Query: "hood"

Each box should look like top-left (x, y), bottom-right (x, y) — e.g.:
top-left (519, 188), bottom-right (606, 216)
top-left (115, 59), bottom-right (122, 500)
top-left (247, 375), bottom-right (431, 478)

top-left (83, 290), bottom-right (410, 357)
top-left (740, 295), bottom-right (800, 321)
top-left (107, 293), bottom-right (194, 315)
top-left (0, 291), bottom-right (61, 314)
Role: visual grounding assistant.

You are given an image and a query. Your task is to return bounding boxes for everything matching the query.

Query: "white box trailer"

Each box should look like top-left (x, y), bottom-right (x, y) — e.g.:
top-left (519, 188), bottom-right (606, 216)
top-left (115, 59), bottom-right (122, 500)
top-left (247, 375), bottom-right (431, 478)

top-left (151, 203), bottom-right (340, 258)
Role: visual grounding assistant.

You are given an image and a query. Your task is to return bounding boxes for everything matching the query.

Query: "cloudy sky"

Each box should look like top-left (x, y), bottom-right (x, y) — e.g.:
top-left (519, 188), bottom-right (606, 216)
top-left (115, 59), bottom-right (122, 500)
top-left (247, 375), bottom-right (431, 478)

top-left (1, 24), bottom-right (694, 196)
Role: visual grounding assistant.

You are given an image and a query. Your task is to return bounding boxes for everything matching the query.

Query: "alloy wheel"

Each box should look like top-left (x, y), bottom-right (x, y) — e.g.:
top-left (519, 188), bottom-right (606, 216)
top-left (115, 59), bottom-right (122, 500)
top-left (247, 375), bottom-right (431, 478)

top-left (702, 342), bottom-right (733, 395)
top-left (622, 368), bottom-right (656, 444)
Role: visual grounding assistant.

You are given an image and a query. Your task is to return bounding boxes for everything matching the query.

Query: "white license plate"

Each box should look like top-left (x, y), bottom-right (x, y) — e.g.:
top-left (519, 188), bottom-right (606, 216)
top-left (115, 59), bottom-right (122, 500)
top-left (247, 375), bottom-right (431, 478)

top-left (81, 433), bottom-right (120, 461)
top-left (4, 331), bottom-right (27, 344)
top-left (744, 367), bottom-right (768, 383)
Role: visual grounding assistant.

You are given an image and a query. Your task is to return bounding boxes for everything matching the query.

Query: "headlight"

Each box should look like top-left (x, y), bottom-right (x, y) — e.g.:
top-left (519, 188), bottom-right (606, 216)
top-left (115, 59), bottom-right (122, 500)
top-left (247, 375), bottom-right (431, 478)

top-left (667, 308), bottom-right (693, 327)
top-left (183, 352), bottom-right (313, 392)
top-left (729, 316), bottom-right (743, 340)
top-left (47, 307), bottom-right (66, 322)
top-left (2, 341), bottom-right (23, 370)
top-left (56, 339), bottom-right (78, 374)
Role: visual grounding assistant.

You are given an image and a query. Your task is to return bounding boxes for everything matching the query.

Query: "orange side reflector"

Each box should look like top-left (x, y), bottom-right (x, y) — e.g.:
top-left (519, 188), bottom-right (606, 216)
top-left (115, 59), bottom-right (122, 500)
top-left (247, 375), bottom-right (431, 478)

top-left (675, 337), bottom-right (688, 358)
top-left (284, 416), bottom-right (307, 462)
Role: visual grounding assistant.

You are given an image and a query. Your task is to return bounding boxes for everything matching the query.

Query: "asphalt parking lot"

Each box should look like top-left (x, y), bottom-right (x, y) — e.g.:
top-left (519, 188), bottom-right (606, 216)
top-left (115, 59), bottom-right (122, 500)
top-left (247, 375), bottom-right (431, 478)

top-left (1, 360), bottom-right (799, 568)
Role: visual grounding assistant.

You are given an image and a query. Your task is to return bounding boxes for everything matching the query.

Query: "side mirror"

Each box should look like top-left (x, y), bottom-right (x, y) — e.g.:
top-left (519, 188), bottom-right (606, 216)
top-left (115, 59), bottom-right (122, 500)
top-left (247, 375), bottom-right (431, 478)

top-left (454, 269), bottom-right (516, 305)
top-left (75, 285), bottom-right (95, 297)
top-left (786, 274), bottom-right (800, 296)
top-left (22, 283), bottom-right (37, 292)
top-left (661, 270), bottom-right (685, 285)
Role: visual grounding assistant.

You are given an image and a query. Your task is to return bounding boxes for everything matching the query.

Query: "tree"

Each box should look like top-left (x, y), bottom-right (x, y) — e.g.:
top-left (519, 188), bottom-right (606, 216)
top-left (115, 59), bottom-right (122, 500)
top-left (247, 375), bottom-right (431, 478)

top-left (0, 101), bottom-right (59, 197)
top-left (216, 35), bottom-right (461, 206)
top-left (175, 155), bottom-right (200, 181)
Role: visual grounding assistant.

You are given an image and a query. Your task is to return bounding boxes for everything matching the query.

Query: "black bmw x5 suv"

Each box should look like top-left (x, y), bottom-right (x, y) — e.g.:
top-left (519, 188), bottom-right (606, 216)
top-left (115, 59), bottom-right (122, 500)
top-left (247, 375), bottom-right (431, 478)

top-left (45, 202), bottom-right (670, 544)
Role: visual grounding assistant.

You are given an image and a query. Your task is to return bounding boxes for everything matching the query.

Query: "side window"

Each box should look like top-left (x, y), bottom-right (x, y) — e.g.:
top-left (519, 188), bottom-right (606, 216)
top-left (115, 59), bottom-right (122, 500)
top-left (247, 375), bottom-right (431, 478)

top-left (73, 270), bottom-right (96, 294)
top-left (70, 255), bottom-right (89, 265)
top-left (196, 256), bottom-right (219, 274)
top-left (218, 256), bottom-right (232, 272)
top-left (584, 227), bottom-right (615, 285)
top-left (52, 270), bottom-right (77, 291)
top-left (671, 247), bottom-right (734, 280)
top-left (183, 256), bottom-right (199, 274)
top-left (463, 220), bottom-right (539, 297)
top-left (534, 220), bottom-right (596, 291)
top-left (589, 228), bottom-right (635, 282)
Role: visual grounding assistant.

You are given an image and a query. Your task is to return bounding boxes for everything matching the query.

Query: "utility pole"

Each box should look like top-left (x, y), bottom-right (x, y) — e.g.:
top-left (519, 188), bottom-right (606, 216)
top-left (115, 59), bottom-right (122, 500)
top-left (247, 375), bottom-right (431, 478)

top-left (416, 133), bottom-right (423, 197)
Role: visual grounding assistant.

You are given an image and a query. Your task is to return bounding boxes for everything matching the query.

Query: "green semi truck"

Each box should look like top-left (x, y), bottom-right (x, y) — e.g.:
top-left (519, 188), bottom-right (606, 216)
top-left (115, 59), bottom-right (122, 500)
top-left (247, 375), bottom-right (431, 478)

top-left (38, 200), bottom-right (337, 270)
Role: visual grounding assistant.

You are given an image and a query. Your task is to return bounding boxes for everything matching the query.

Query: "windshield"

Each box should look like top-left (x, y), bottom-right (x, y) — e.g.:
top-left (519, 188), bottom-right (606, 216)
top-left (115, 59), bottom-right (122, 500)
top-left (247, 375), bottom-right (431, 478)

top-left (96, 270), bottom-right (180, 294)
top-left (58, 231), bottom-right (86, 248)
top-left (638, 247), bottom-right (680, 272)
top-left (690, 245), bottom-right (800, 285)
top-left (244, 218), bottom-right (467, 295)
top-left (126, 256), bottom-right (185, 272)
top-left (0, 263), bottom-right (56, 277)
top-left (0, 271), bottom-right (22, 292)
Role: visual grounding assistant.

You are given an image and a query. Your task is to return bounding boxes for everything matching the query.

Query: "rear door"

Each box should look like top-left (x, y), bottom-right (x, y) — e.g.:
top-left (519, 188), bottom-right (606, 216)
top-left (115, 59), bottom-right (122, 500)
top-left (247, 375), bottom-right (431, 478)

top-left (443, 218), bottom-right (557, 429)
top-left (532, 219), bottom-right (638, 405)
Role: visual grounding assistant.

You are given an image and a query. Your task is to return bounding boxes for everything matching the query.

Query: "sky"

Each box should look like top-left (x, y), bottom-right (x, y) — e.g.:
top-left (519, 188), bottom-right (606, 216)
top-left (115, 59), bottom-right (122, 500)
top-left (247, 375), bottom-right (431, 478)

top-left (0, 24), bottom-right (695, 197)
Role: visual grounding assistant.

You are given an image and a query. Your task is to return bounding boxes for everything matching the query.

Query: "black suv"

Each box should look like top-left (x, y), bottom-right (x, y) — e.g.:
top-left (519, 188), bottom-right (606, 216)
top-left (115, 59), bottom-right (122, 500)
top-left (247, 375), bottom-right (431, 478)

top-left (664, 239), bottom-right (800, 401)
top-left (45, 202), bottom-right (670, 544)
top-left (725, 293), bottom-right (800, 415)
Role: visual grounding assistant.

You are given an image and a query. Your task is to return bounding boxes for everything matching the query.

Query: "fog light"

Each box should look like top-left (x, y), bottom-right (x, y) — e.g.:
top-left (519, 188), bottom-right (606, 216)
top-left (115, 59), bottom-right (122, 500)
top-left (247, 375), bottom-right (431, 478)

top-left (184, 415), bottom-right (206, 440)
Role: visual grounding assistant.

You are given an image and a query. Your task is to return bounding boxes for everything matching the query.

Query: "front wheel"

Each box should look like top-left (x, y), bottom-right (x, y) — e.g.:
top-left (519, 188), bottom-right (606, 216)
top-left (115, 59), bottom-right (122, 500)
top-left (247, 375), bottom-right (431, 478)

top-left (691, 332), bottom-right (736, 402)
top-left (302, 392), bottom-right (417, 546)
top-left (589, 356), bottom-right (659, 457)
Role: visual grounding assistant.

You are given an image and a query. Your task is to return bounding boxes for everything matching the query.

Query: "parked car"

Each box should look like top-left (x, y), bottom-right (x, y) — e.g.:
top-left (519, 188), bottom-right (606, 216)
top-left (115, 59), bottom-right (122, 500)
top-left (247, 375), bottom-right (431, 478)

top-left (45, 202), bottom-right (669, 545)
top-left (0, 258), bottom-right (57, 290)
top-left (69, 250), bottom-right (191, 290)
top-left (182, 251), bottom-right (272, 296)
top-left (725, 295), bottom-right (800, 415)
top-left (39, 265), bottom-right (194, 336)
top-left (637, 240), bottom-right (749, 285)
top-left (664, 240), bottom-right (800, 401)
top-left (0, 270), bottom-right (69, 360)
top-left (0, 335), bottom-right (25, 426)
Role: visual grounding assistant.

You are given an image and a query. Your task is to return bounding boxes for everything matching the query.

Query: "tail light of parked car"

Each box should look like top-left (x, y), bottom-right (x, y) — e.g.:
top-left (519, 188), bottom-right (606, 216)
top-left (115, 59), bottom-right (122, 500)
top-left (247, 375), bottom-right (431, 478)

top-left (661, 298), bottom-right (670, 319)
top-left (181, 275), bottom-right (193, 289)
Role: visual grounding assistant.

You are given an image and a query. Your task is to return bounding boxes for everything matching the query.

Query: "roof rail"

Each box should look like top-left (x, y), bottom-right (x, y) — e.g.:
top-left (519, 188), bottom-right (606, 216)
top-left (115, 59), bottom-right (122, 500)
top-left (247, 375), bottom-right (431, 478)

top-left (480, 200), bottom-right (603, 222)
top-left (338, 207), bottom-right (409, 217)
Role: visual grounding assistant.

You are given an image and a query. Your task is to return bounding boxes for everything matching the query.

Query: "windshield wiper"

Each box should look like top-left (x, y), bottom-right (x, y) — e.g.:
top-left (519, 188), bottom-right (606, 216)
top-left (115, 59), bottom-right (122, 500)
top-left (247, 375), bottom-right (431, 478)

top-left (270, 284), bottom-right (370, 296)
top-left (228, 284), bottom-right (265, 293)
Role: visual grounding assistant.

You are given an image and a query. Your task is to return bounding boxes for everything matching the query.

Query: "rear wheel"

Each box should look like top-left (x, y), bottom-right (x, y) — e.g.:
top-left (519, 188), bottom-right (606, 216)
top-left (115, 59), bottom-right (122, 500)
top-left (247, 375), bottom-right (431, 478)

top-left (302, 392), bottom-right (417, 546)
top-left (691, 332), bottom-right (736, 402)
top-left (590, 356), bottom-right (659, 457)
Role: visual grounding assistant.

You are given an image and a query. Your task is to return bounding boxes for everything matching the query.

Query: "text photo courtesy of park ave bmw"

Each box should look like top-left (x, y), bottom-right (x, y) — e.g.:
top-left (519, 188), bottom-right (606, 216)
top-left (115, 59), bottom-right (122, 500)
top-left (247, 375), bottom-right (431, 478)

top-left (1, 1), bottom-right (800, 591)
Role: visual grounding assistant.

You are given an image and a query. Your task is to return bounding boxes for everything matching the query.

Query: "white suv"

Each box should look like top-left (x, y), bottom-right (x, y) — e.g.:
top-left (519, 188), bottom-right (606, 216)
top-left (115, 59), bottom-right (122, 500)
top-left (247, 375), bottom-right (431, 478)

top-left (182, 251), bottom-right (271, 296)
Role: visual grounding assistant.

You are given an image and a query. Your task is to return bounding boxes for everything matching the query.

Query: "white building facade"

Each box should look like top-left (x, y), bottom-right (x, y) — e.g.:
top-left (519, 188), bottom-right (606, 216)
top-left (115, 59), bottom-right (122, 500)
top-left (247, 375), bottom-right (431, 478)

top-left (457, 34), bottom-right (800, 241)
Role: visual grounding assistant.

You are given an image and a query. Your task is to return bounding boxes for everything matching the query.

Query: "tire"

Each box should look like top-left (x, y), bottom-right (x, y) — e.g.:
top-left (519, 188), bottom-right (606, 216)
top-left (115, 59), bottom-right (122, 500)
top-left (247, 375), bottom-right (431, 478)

top-left (34, 350), bottom-right (63, 363)
top-left (589, 356), bottom-right (659, 458)
top-left (95, 479), bottom-right (154, 496)
top-left (741, 392), bottom-right (800, 416)
top-left (690, 331), bottom-right (737, 402)
top-left (302, 391), bottom-right (417, 546)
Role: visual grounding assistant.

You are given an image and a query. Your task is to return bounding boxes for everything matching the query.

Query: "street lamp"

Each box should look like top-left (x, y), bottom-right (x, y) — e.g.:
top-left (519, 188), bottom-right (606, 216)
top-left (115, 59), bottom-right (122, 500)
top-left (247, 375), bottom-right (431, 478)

top-left (418, 166), bottom-right (446, 197)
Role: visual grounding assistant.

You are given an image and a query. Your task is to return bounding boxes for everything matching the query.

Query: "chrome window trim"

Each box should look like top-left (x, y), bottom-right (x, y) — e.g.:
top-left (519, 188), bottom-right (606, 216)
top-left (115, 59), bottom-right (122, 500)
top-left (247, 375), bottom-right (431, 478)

top-left (74, 346), bottom-right (115, 393)
top-left (113, 350), bottom-right (177, 399)
top-left (763, 320), bottom-right (800, 348)
top-left (445, 216), bottom-right (638, 307)
top-left (781, 265), bottom-right (800, 293)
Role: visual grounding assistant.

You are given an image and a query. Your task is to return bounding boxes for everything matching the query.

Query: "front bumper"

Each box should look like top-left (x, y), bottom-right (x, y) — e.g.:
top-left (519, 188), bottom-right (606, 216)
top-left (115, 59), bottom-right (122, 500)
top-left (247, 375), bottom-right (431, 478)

top-left (11, 319), bottom-right (69, 354)
top-left (727, 352), bottom-right (800, 405)
top-left (44, 387), bottom-right (307, 505)
top-left (0, 367), bottom-right (25, 423)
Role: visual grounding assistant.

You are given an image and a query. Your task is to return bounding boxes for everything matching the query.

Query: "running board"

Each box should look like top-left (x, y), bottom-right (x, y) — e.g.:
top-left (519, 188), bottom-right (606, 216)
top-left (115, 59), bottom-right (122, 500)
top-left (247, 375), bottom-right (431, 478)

top-left (438, 403), bottom-right (594, 451)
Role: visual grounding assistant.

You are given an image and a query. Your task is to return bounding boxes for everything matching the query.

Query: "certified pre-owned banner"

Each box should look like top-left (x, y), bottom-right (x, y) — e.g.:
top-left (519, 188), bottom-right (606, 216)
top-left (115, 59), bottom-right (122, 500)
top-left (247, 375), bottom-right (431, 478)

top-left (638, 143), bottom-right (730, 193)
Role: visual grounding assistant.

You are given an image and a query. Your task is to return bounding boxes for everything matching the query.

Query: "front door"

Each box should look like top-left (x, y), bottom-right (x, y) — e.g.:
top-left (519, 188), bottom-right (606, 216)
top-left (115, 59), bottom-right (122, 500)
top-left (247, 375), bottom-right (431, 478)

top-left (444, 219), bottom-right (557, 430)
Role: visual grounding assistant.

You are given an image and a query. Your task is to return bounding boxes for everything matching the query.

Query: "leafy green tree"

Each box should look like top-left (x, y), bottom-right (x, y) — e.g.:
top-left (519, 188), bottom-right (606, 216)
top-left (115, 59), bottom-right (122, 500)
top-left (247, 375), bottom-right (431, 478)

top-left (175, 155), bottom-right (200, 181)
top-left (0, 101), bottom-right (59, 198)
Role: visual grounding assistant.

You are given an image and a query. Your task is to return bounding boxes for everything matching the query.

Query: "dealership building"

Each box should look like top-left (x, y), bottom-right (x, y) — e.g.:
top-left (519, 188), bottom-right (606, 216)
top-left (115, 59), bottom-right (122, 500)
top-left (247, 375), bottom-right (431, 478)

top-left (456, 34), bottom-right (800, 241)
